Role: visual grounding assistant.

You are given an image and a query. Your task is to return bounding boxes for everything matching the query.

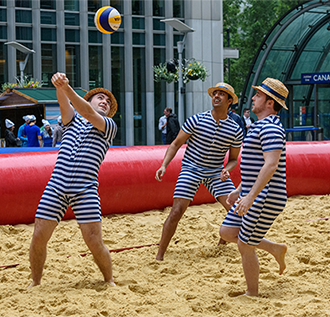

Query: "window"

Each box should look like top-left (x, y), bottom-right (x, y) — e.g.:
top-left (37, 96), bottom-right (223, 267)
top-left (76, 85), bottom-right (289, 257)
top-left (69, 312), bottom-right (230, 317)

top-left (0, 42), bottom-right (7, 84)
top-left (111, 32), bottom-right (124, 45)
top-left (88, 30), bottom-right (102, 44)
top-left (65, 29), bottom-right (80, 42)
top-left (16, 10), bottom-right (32, 23)
top-left (65, 45), bottom-right (80, 87)
top-left (65, 13), bottom-right (79, 26)
top-left (40, 11), bottom-right (56, 24)
top-left (16, 26), bottom-right (32, 40)
top-left (0, 25), bottom-right (6, 39)
top-left (89, 46), bottom-right (103, 89)
top-left (133, 33), bottom-right (145, 45)
top-left (132, 0), bottom-right (144, 15)
top-left (153, 18), bottom-right (165, 31)
top-left (173, 0), bottom-right (184, 18)
top-left (41, 28), bottom-right (56, 41)
top-left (15, 0), bottom-right (31, 8)
top-left (153, 0), bottom-right (165, 17)
top-left (41, 44), bottom-right (57, 87)
top-left (40, 0), bottom-right (56, 10)
top-left (133, 47), bottom-right (146, 145)
top-left (153, 34), bottom-right (165, 46)
top-left (64, 0), bottom-right (79, 11)
top-left (132, 17), bottom-right (145, 30)
top-left (0, 8), bottom-right (6, 22)
top-left (110, 0), bottom-right (122, 13)
top-left (111, 46), bottom-right (125, 145)
top-left (88, 0), bottom-right (102, 13)
top-left (154, 48), bottom-right (166, 145)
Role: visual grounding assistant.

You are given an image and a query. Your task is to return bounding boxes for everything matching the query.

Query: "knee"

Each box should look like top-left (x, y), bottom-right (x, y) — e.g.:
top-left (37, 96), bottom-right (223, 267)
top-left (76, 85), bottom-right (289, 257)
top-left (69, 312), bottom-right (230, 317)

top-left (168, 207), bottom-right (185, 224)
top-left (237, 239), bottom-right (255, 255)
top-left (219, 226), bottom-right (237, 243)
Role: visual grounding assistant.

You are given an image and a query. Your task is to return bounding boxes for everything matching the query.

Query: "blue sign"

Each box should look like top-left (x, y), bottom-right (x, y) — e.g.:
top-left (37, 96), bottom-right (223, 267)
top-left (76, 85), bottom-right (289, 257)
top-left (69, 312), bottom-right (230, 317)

top-left (301, 72), bottom-right (330, 84)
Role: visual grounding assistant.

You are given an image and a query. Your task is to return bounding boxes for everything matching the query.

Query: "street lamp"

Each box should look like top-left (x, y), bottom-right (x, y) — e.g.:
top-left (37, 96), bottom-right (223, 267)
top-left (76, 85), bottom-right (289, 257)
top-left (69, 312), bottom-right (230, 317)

top-left (5, 41), bottom-right (35, 85)
top-left (161, 18), bottom-right (195, 125)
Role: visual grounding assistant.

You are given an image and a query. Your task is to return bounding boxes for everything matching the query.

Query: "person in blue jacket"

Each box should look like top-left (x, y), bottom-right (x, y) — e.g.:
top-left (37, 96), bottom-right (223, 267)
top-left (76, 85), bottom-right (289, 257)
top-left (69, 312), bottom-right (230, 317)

top-left (17, 115), bottom-right (31, 147)
top-left (23, 115), bottom-right (42, 147)
top-left (41, 119), bottom-right (53, 147)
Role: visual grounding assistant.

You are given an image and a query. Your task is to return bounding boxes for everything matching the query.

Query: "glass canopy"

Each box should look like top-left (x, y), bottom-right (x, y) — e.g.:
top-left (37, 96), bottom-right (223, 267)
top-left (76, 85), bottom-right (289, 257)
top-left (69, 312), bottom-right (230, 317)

top-left (240, 0), bottom-right (330, 140)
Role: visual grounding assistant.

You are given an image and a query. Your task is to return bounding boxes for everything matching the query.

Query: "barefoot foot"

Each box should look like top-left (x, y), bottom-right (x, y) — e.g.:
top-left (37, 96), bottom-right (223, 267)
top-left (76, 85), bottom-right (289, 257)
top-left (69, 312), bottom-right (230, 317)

top-left (274, 243), bottom-right (287, 275)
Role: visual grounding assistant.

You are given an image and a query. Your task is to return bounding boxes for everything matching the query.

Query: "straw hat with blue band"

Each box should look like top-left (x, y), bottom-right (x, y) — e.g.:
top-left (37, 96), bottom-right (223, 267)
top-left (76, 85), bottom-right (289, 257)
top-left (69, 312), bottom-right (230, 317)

top-left (83, 88), bottom-right (118, 118)
top-left (252, 78), bottom-right (289, 110)
top-left (207, 82), bottom-right (238, 105)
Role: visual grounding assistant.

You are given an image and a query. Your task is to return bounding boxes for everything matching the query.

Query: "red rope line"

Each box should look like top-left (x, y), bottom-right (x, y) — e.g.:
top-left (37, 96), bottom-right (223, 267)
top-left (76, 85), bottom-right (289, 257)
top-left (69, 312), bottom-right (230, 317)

top-left (1, 243), bottom-right (159, 269)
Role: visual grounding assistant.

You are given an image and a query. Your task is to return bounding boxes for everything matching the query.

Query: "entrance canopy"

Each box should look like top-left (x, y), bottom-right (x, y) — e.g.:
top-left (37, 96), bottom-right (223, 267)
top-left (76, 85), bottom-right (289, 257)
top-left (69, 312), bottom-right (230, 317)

top-left (240, 0), bottom-right (330, 140)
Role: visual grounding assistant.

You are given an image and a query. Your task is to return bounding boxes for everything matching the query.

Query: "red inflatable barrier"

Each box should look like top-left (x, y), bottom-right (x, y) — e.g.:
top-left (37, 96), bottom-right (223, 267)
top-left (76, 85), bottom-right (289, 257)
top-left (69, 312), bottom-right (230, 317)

top-left (0, 141), bottom-right (329, 225)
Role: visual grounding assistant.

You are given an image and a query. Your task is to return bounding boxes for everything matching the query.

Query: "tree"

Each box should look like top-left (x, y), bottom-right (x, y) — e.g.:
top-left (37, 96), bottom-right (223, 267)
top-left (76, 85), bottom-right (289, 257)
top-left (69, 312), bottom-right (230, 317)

top-left (223, 0), bottom-right (302, 100)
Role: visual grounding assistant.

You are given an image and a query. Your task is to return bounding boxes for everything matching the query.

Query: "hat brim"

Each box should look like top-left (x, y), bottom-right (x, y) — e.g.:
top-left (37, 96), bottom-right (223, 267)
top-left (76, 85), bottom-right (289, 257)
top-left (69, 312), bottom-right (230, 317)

top-left (207, 87), bottom-right (238, 105)
top-left (83, 88), bottom-right (118, 118)
top-left (252, 86), bottom-right (288, 110)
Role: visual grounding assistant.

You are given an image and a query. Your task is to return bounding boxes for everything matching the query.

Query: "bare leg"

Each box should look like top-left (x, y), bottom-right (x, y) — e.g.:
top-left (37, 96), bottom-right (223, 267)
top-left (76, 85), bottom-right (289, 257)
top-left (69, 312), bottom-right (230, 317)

top-left (257, 238), bottom-right (287, 275)
top-left (238, 240), bottom-right (259, 296)
top-left (29, 218), bottom-right (58, 287)
top-left (220, 226), bottom-right (287, 274)
top-left (79, 222), bottom-right (115, 285)
top-left (156, 198), bottom-right (190, 261)
top-left (216, 195), bottom-right (231, 245)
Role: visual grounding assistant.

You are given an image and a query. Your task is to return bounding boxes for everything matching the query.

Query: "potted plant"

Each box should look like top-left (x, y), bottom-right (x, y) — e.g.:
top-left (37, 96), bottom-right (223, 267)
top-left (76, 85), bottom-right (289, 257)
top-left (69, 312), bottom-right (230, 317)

top-left (185, 59), bottom-right (209, 81)
top-left (153, 59), bottom-right (209, 84)
top-left (1, 76), bottom-right (43, 92)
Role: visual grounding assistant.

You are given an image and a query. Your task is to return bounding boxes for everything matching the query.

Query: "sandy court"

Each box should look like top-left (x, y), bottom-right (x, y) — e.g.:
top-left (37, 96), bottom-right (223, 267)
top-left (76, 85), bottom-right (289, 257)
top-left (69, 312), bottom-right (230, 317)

top-left (1, 194), bottom-right (330, 317)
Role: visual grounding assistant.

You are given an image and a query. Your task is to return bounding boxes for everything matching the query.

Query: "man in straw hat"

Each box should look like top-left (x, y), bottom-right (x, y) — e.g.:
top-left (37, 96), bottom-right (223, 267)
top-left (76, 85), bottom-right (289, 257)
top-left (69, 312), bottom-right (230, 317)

top-left (220, 78), bottom-right (289, 296)
top-left (155, 82), bottom-right (243, 261)
top-left (29, 72), bottom-right (117, 287)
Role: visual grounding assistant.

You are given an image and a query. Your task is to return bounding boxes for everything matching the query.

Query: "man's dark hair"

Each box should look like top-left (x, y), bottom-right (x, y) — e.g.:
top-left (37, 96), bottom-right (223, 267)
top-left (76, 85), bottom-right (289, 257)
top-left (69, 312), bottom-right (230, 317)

top-left (243, 108), bottom-right (250, 113)
top-left (165, 107), bottom-right (172, 114)
top-left (265, 95), bottom-right (282, 112)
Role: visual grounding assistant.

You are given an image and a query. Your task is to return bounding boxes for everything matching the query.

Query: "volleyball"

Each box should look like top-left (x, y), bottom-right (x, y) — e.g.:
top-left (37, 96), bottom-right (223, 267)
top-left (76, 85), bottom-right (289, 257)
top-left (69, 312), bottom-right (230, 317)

top-left (94, 6), bottom-right (121, 34)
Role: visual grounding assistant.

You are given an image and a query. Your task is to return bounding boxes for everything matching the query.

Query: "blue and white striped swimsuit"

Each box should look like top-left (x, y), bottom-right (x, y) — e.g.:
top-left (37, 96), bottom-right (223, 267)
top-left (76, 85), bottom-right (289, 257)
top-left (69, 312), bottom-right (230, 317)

top-left (222, 114), bottom-right (287, 245)
top-left (36, 114), bottom-right (117, 223)
top-left (173, 110), bottom-right (243, 200)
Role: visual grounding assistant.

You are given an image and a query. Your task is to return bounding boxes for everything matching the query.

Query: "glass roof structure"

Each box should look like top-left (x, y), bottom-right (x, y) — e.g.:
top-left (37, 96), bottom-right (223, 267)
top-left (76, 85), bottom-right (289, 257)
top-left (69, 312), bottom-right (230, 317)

top-left (240, 0), bottom-right (330, 140)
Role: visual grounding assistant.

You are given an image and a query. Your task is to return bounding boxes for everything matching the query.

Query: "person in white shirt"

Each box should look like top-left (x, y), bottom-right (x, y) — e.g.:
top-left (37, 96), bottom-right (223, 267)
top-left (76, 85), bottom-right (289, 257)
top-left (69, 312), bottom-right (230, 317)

top-left (158, 108), bottom-right (168, 144)
top-left (242, 108), bottom-right (255, 136)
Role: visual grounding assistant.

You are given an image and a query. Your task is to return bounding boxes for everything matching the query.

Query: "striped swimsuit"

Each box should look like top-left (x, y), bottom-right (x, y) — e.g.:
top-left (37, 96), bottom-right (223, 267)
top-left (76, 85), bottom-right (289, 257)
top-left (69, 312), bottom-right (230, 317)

top-left (222, 114), bottom-right (287, 245)
top-left (36, 114), bottom-right (117, 223)
top-left (174, 110), bottom-right (243, 201)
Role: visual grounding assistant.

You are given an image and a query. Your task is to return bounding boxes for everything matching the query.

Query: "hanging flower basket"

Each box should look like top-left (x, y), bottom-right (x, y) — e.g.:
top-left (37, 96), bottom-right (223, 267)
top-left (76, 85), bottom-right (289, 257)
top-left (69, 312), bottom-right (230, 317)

top-left (1, 76), bottom-right (43, 92)
top-left (153, 58), bottom-right (209, 84)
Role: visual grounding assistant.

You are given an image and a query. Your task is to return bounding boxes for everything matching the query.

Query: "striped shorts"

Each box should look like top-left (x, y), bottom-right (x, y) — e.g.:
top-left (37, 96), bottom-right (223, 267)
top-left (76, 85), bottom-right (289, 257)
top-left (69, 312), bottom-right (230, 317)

top-left (221, 189), bottom-right (286, 245)
top-left (173, 167), bottom-right (236, 201)
top-left (35, 184), bottom-right (102, 223)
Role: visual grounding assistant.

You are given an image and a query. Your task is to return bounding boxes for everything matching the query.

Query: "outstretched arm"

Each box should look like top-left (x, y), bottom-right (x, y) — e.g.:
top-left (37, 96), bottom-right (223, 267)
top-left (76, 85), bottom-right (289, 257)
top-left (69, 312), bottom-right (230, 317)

top-left (155, 130), bottom-right (190, 181)
top-left (51, 72), bottom-right (107, 132)
top-left (51, 73), bottom-right (75, 125)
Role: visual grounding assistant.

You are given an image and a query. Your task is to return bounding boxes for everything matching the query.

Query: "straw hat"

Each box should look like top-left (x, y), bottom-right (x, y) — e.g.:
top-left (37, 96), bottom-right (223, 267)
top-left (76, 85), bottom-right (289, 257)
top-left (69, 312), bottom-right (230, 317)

top-left (252, 78), bottom-right (288, 110)
top-left (83, 88), bottom-right (118, 118)
top-left (207, 82), bottom-right (238, 105)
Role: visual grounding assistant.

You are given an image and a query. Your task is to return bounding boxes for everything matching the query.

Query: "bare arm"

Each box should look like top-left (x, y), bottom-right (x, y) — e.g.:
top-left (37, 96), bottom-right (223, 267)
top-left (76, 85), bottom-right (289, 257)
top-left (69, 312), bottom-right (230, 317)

top-left (234, 150), bottom-right (282, 216)
top-left (155, 129), bottom-right (190, 181)
top-left (51, 73), bottom-right (107, 132)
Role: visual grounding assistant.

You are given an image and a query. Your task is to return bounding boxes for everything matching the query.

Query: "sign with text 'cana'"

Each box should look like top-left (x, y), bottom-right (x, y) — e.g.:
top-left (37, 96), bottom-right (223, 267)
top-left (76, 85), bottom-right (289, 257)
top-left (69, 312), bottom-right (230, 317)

top-left (301, 72), bottom-right (330, 84)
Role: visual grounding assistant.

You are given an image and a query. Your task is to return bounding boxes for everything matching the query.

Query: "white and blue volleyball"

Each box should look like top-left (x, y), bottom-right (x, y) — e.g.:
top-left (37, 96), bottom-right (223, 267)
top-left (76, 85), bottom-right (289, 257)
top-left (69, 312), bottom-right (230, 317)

top-left (94, 6), bottom-right (121, 34)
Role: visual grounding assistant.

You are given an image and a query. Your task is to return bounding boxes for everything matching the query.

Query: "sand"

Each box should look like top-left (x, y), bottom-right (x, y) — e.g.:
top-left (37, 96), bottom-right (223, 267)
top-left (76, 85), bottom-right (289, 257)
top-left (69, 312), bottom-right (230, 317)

top-left (1, 194), bottom-right (330, 317)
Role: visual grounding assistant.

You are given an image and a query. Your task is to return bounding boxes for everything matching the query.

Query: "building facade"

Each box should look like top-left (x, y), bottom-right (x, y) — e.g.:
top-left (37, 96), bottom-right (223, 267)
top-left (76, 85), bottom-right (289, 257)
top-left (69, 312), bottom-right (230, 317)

top-left (0, 0), bottom-right (224, 146)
